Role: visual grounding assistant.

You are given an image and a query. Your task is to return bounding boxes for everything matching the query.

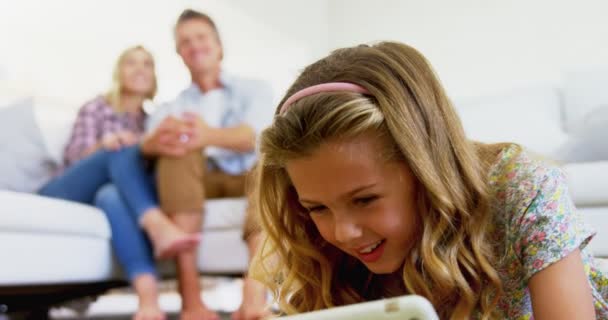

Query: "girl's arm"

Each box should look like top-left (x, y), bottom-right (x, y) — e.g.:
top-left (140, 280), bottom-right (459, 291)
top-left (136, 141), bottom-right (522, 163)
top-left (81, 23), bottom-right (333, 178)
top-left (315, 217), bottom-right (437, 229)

top-left (528, 249), bottom-right (595, 319)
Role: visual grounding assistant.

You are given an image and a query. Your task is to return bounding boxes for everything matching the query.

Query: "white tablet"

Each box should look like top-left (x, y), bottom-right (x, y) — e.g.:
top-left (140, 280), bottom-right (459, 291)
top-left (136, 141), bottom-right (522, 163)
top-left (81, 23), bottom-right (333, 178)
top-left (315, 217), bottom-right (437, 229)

top-left (280, 295), bottom-right (439, 320)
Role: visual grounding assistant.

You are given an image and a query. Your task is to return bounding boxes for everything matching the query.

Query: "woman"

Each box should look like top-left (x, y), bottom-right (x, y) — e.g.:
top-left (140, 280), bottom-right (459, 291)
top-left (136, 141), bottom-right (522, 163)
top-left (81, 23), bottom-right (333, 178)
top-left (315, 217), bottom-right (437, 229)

top-left (39, 46), bottom-right (198, 320)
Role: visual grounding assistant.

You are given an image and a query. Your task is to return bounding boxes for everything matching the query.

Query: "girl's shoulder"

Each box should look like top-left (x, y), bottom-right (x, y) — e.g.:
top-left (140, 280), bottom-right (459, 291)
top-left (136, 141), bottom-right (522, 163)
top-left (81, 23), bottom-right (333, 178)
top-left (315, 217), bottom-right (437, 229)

top-left (486, 144), bottom-right (570, 239)
top-left (487, 144), bottom-right (563, 200)
top-left (487, 145), bottom-right (601, 317)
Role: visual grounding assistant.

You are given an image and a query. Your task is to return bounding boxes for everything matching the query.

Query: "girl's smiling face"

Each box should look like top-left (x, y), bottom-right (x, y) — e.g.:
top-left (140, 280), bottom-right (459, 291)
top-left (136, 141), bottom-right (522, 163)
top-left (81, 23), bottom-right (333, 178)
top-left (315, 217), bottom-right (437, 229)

top-left (286, 133), bottom-right (419, 274)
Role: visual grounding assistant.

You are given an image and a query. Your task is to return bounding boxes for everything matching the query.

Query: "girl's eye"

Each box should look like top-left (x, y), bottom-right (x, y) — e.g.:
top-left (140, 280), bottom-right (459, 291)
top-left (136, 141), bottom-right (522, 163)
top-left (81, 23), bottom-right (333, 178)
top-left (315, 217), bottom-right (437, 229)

top-left (306, 205), bottom-right (327, 214)
top-left (355, 195), bottom-right (378, 206)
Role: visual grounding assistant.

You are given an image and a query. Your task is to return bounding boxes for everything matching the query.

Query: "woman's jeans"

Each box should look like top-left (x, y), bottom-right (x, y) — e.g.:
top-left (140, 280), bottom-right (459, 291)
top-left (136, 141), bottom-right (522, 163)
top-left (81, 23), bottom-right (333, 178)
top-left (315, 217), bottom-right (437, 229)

top-left (39, 145), bottom-right (159, 280)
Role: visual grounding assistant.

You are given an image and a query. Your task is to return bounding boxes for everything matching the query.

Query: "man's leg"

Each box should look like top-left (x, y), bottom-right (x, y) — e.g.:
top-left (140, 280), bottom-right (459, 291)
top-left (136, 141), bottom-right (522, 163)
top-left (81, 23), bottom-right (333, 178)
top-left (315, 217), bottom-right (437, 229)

top-left (172, 213), bottom-right (219, 320)
top-left (218, 172), bottom-right (269, 320)
top-left (156, 151), bottom-right (219, 320)
top-left (233, 200), bottom-right (269, 320)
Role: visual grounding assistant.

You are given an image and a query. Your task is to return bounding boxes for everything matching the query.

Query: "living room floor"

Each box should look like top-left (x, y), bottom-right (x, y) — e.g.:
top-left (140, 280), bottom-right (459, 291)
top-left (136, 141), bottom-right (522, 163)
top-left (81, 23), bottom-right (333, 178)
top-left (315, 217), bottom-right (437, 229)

top-left (48, 277), bottom-right (242, 320)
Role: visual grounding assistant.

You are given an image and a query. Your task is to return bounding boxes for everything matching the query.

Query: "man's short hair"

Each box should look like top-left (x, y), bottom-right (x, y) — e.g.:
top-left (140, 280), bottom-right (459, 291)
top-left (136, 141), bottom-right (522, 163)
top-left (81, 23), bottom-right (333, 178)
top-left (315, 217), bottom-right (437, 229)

top-left (174, 9), bottom-right (221, 43)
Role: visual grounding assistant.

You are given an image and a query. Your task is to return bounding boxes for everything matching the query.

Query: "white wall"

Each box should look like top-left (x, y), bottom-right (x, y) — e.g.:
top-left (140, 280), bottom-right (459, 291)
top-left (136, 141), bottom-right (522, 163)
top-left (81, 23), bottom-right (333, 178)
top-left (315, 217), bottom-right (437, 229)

top-left (4, 0), bottom-right (607, 108)
top-left (0, 0), bottom-right (329, 108)
top-left (328, 0), bottom-right (608, 99)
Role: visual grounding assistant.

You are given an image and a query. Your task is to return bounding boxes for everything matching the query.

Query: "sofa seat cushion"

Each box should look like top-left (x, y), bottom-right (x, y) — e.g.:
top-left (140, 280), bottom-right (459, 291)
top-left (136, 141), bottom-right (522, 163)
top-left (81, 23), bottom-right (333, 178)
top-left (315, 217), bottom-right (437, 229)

top-left (563, 161), bottom-right (608, 207)
top-left (203, 198), bottom-right (248, 230)
top-left (0, 190), bottom-right (110, 239)
top-left (0, 191), bottom-right (248, 237)
top-left (0, 191), bottom-right (249, 282)
top-left (0, 231), bottom-right (115, 285)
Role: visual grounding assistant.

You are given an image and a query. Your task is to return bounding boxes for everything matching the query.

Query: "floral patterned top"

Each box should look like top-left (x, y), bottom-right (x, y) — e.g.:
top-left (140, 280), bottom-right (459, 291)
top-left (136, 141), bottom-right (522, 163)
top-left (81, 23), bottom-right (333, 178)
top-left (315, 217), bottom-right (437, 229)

top-left (489, 145), bottom-right (608, 319)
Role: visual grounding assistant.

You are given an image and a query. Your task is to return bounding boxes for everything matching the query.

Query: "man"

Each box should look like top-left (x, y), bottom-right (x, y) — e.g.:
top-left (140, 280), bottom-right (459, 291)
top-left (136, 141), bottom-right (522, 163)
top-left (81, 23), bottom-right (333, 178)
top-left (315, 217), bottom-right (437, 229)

top-left (141, 9), bottom-right (273, 320)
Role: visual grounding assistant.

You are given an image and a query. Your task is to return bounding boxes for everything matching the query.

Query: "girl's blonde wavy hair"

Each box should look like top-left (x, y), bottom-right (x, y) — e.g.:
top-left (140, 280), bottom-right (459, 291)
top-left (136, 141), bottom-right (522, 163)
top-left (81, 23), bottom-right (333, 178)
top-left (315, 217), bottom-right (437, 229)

top-left (251, 42), bottom-right (505, 319)
top-left (105, 45), bottom-right (157, 112)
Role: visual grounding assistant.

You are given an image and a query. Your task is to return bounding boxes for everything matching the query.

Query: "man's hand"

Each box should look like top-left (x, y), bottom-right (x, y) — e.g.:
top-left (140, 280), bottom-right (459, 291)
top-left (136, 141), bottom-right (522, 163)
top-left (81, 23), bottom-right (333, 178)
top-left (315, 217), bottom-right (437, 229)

top-left (181, 112), bottom-right (213, 151)
top-left (141, 116), bottom-right (190, 157)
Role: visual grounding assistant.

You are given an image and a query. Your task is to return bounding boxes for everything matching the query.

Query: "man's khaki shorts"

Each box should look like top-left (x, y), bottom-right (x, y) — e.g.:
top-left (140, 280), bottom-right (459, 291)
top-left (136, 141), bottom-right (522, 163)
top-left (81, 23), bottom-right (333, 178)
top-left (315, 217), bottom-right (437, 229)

top-left (155, 151), bottom-right (259, 240)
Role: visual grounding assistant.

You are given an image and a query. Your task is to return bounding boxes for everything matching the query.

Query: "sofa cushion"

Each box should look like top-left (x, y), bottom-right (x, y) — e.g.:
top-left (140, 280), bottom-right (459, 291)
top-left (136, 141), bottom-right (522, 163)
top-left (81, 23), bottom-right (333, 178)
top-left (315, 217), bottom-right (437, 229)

top-left (204, 198), bottom-right (248, 230)
top-left (197, 229), bottom-right (248, 274)
top-left (0, 232), bottom-right (115, 285)
top-left (580, 207), bottom-right (608, 258)
top-left (454, 86), bottom-right (568, 157)
top-left (556, 105), bottom-right (608, 163)
top-left (0, 190), bottom-right (111, 239)
top-left (562, 67), bottom-right (608, 133)
top-left (562, 161), bottom-right (608, 207)
top-left (0, 99), bottom-right (58, 192)
top-left (0, 191), bottom-right (116, 285)
top-left (0, 191), bottom-right (248, 238)
top-left (0, 191), bottom-right (250, 283)
top-left (598, 259), bottom-right (608, 273)
top-left (33, 97), bottom-right (77, 166)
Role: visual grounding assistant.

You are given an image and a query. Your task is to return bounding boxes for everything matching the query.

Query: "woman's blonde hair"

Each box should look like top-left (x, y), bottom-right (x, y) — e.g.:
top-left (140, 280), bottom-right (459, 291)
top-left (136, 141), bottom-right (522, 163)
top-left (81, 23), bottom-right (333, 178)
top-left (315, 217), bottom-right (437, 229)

top-left (105, 45), bottom-right (157, 112)
top-left (251, 42), bottom-right (506, 319)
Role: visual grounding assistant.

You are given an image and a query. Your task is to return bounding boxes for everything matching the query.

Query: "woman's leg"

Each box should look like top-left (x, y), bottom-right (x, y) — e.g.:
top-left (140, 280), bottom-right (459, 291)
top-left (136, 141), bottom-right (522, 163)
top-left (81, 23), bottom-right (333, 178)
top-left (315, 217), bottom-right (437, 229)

top-left (94, 184), bottom-right (165, 320)
top-left (38, 150), bottom-right (112, 203)
top-left (108, 145), bottom-right (199, 259)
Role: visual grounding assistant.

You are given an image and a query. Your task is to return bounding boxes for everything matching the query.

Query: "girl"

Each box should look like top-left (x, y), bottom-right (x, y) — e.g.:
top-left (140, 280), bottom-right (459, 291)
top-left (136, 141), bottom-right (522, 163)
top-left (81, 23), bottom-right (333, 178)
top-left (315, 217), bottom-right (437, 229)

top-left (39, 46), bottom-right (198, 320)
top-left (251, 42), bottom-right (608, 319)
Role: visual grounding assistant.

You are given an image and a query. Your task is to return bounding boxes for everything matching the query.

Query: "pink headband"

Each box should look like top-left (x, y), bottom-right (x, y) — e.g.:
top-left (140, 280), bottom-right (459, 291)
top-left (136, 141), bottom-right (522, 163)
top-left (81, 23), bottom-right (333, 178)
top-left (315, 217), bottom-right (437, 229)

top-left (279, 82), bottom-right (370, 114)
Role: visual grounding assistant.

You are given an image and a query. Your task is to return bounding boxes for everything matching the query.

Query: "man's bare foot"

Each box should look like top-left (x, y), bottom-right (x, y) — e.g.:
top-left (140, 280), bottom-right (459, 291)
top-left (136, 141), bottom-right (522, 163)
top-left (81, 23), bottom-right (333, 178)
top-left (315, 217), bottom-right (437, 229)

top-left (139, 208), bottom-right (201, 259)
top-left (181, 304), bottom-right (220, 320)
top-left (231, 277), bottom-right (270, 320)
top-left (133, 304), bottom-right (166, 320)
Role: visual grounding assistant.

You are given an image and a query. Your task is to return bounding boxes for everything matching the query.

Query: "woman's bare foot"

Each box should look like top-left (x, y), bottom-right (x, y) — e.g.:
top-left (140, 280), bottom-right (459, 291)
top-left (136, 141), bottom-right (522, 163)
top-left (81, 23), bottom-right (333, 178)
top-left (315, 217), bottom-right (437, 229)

top-left (134, 304), bottom-right (166, 320)
top-left (133, 274), bottom-right (166, 320)
top-left (231, 277), bottom-right (270, 320)
top-left (139, 208), bottom-right (201, 259)
top-left (181, 304), bottom-right (220, 320)
top-left (154, 230), bottom-right (200, 260)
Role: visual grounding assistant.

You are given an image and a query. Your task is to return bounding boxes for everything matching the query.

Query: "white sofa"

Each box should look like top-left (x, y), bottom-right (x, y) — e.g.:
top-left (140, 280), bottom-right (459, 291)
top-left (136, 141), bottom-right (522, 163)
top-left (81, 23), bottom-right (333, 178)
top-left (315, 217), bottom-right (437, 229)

top-left (454, 71), bottom-right (608, 260)
top-left (0, 97), bottom-right (250, 315)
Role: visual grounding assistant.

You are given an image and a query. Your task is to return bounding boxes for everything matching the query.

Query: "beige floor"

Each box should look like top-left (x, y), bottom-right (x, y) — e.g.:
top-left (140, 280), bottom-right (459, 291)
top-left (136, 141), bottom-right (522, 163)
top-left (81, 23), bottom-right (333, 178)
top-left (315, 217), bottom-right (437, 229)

top-left (50, 277), bottom-right (243, 319)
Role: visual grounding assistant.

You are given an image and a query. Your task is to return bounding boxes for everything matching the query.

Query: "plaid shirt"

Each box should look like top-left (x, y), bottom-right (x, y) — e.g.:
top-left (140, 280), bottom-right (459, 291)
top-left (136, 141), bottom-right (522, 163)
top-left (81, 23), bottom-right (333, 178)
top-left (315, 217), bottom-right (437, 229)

top-left (62, 96), bottom-right (145, 168)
